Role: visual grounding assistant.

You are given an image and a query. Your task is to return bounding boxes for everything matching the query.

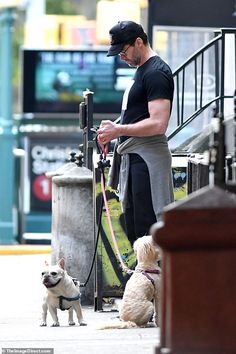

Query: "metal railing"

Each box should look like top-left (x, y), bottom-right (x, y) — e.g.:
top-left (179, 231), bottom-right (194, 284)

top-left (168, 28), bottom-right (236, 141)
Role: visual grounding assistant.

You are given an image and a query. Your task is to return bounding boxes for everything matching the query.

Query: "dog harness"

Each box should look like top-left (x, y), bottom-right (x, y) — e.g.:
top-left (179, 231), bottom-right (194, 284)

top-left (58, 293), bottom-right (81, 311)
top-left (141, 269), bottom-right (161, 286)
top-left (57, 278), bottom-right (81, 311)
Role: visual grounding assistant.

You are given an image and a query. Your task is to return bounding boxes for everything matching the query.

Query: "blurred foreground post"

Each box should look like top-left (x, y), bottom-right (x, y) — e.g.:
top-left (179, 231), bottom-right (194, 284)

top-left (153, 185), bottom-right (236, 354)
top-left (0, 6), bottom-right (16, 243)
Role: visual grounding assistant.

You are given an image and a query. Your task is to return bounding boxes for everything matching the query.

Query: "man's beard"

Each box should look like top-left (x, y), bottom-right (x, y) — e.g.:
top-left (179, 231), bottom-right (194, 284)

top-left (128, 55), bottom-right (141, 68)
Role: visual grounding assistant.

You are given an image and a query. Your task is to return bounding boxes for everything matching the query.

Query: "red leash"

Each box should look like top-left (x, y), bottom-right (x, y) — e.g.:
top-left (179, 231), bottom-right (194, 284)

top-left (100, 143), bottom-right (108, 159)
top-left (99, 144), bottom-right (133, 275)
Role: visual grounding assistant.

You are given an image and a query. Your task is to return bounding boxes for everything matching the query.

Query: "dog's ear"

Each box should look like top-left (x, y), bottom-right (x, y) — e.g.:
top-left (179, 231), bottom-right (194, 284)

top-left (58, 258), bottom-right (65, 269)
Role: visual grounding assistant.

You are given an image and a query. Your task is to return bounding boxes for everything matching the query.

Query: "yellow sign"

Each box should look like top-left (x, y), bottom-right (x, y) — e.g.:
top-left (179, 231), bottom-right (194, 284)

top-left (40, 15), bottom-right (96, 47)
top-left (0, 0), bottom-right (22, 8)
top-left (96, 0), bottom-right (141, 44)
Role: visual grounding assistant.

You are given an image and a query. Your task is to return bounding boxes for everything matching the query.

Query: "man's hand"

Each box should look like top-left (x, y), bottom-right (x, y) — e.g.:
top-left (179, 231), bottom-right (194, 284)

top-left (97, 120), bottom-right (120, 145)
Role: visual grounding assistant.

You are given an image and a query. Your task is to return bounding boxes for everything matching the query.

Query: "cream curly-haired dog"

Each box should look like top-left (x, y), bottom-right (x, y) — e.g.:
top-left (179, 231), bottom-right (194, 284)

top-left (100, 235), bottom-right (161, 329)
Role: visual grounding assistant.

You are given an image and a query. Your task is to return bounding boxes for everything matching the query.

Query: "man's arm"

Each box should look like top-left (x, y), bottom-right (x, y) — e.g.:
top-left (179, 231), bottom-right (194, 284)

top-left (97, 98), bottom-right (171, 145)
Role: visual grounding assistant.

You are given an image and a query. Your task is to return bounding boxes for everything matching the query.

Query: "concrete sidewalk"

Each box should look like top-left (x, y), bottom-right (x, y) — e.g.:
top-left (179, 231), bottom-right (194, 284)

top-left (0, 248), bottom-right (160, 354)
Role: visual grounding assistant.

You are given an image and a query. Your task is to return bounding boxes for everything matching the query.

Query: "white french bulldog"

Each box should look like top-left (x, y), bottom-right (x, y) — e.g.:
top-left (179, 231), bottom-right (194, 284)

top-left (40, 258), bottom-right (86, 327)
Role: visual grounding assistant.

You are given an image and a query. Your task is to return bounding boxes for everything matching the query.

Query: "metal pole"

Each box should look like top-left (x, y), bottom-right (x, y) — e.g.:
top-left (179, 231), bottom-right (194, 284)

top-left (83, 90), bottom-right (94, 171)
top-left (147, 0), bottom-right (154, 46)
top-left (233, 89), bottom-right (236, 181)
top-left (0, 7), bottom-right (15, 244)
top-left (220, 29), bottom-right (225, 115)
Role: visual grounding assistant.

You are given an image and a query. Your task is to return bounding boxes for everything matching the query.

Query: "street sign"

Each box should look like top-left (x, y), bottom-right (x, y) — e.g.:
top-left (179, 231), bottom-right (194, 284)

top-left (27, 135), bottom-right (81, 212)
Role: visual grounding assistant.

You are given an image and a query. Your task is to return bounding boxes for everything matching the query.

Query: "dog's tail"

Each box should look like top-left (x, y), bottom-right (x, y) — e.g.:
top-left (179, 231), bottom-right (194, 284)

top-left (97, 320), bottom-right (138, 330)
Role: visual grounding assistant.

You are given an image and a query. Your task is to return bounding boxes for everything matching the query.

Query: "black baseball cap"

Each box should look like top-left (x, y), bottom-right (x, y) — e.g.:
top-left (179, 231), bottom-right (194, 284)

top-left (107, 21), bottom-right (145, 57)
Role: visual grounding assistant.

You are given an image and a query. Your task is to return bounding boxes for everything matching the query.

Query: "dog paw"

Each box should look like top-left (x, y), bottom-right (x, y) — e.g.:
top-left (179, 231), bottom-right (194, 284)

top-left (40, 322), bottom-right (47, 327)
top-left (69, 321), bottom-right (76, 326)
top-left (51, 322), bottom-right (60, 327)
top-left (79, 321), bottom-right (87, 326)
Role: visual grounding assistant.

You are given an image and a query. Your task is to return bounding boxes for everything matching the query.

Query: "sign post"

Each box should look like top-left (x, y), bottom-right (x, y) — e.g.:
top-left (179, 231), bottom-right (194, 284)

top-left (0, 4), bottom-right (17, 243)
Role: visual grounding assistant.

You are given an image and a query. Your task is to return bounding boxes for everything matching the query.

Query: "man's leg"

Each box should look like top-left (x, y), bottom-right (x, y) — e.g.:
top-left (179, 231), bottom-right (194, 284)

top-left (124, 188), bottom-right (136, 246)
top-left (124, 154), bottom-right (157, 244)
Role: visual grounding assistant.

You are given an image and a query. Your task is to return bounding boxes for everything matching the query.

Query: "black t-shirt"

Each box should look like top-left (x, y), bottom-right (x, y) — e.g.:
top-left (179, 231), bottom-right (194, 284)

top-left (120, 55), bottom-right (174, 142)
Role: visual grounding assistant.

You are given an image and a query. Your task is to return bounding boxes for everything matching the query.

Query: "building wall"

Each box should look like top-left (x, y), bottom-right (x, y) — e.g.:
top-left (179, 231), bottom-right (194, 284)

top-left (148, 0), bottom-right (236, 41)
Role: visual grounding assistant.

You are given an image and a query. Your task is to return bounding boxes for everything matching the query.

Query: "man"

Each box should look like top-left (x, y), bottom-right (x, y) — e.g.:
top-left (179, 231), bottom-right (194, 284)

top-left (98, 21), bottom-right (174, 245)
